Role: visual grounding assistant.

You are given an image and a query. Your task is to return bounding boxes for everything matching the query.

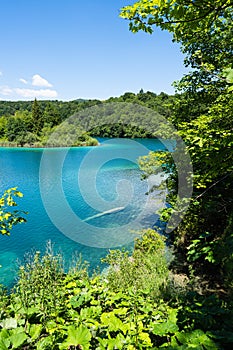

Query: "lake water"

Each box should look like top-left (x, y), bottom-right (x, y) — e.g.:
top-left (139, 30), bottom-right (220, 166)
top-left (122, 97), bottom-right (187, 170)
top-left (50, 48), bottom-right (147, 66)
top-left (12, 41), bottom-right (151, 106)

top-left (0, 137), bottom-right (168, 287)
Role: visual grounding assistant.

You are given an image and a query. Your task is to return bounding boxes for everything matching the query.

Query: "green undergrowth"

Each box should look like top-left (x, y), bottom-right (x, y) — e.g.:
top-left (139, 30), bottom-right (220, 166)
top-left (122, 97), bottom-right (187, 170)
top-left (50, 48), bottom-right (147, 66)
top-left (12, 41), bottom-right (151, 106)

top-left (0, 230), bottom-right (232, 349)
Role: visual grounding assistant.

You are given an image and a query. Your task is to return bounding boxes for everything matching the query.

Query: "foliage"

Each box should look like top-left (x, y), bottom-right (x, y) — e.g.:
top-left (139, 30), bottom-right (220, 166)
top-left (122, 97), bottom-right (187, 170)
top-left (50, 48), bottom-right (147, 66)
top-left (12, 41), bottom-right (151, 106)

top-left (0, 117), bottom-right (7, 139)
top-left (44, 120), bottom-right (99, 147)
top-left (167, 90), bottom-right (233, 288)
top-left (102, 229), bottom-right (168, 297)
top-left (1, 234), bottom-right (231, 349)
top-left (32, 99), bottom-right (43, 135)
top-left (0, 91), bottom-right (175, 146)
top-left (1, 2), bottom-right (233, 347)
top-left (121, 0), bottom-right (233, 291)
top-left (0, 188), bottom-right (27, 236)
top-left (120, 0), bottom-right (233, 91)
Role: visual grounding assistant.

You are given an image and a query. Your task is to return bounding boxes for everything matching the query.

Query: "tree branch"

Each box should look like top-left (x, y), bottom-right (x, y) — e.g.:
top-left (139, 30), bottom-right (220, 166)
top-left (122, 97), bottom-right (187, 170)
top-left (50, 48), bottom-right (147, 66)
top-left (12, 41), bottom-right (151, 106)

top-left (195, 172), bottom-right (233, 200)
top-left (132, 1), bottom-right (232, 28)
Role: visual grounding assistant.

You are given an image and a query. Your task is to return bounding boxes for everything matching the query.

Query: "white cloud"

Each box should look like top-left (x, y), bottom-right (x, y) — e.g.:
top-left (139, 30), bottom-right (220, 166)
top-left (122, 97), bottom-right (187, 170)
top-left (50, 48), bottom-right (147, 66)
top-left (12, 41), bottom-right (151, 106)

top-left (0, 86), bottom-right (13, 96)
top-left (0, 74), bottom-right (57, 99)
top-left (15, 88), bottom-right (58, 99)
top-left (32, 74), bottom-right (53, 87)
top-left (0, 71), bottom-right (2, 76)
top-left (19, 78), bottom-right (28, 84)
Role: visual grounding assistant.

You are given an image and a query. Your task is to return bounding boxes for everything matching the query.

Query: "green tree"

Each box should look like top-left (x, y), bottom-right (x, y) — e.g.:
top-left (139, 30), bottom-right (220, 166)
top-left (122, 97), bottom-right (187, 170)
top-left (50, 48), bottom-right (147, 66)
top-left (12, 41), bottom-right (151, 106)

top-left (6, 116), bottom-right (26, 143)
top-left (43, 102), bottom-right (61, 127)
top-left (120, 0), bottom-right (233, 87)
top-left (4, 111), bottom-right (39, 146)
top-left (121, 0), bottom-right (233, 288)
top-left (0, 116), bottom-right (7, 139)
top-left (32, 98), bottom-right (43, 134)
top-left (19, 110), bottom-right (34, 132)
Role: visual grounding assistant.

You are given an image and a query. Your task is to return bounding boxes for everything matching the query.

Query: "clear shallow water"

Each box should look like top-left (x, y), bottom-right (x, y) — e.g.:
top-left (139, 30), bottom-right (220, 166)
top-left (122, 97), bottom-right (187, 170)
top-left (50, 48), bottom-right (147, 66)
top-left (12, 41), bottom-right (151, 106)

top-left (0, 138), bottom-right (168, 288)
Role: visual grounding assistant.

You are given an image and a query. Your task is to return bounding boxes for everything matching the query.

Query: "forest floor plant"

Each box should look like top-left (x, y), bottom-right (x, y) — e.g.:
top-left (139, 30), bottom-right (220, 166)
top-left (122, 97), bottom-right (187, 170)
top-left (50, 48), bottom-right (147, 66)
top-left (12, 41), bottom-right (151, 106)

top-left (0, 231), bottom-right (232, 349)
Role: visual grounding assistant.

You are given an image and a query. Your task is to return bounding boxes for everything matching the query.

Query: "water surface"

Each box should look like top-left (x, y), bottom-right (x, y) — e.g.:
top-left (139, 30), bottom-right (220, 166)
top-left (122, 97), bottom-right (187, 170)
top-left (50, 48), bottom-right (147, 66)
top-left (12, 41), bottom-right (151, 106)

top-left (0, 138), bottom-right (168, 287)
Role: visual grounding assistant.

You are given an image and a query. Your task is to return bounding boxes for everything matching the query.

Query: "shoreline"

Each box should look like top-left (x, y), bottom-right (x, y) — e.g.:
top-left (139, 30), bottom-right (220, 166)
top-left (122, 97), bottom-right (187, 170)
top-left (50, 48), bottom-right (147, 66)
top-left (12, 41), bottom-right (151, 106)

top-left (0, 142), bottom-right (100, 149)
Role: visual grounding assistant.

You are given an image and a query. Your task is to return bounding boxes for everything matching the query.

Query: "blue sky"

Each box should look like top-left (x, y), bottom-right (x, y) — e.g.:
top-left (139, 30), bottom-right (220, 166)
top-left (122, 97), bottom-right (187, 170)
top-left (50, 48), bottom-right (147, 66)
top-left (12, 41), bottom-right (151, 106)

top-left (0, 0), bottom-right (187, 101)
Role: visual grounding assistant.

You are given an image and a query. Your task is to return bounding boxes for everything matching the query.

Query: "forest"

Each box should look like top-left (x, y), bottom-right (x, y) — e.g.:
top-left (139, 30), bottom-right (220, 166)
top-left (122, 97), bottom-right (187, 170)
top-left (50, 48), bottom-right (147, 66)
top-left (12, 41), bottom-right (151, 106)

top-left (0, 90), bottom-right (173, 146)
top-left (0, 0), bottom-right (233, 348)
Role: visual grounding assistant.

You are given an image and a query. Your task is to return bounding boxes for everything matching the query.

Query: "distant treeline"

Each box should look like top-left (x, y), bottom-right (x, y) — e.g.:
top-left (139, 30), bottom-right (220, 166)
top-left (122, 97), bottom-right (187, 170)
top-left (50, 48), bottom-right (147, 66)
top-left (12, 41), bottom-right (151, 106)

top-left (0, 91), bottom-right (174, 147)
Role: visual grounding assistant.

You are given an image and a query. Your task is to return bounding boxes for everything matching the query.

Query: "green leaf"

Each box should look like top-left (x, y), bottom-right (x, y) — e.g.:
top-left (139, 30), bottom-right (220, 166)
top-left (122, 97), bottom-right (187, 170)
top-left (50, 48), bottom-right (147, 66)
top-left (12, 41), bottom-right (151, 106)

top-left (152, 309), bottom-right (179, 336)
top-left (175, 330), bottom-right (218, 349)
top-left (223, 68), bottom-right (233, 83)
top-left (0, 329), bottom-right (10, 349)
top-left (100, 312), bottom-right (124, 332)
top-left (63, 325), bottom-right (91, 349)
top-left (0, 329), bottom-right (10, 340)
top-left (36, 336), bottom-right (54, 350)
top-left (152, 321), bottom-right (178, 336)
top-left (70, 292), bottom-right (92, 308)
top-left (29, 324), bottom-right (43, 341)
top-left (10, 331), bottom-right (27, 349)
top-left (0, 339), bottom-right (9, 350)
top-left (66, 281), bottom-right (77, 288)
top-left (45, 320), bottom-right (57, 335)
top-left (139, 331), bottom-right (152, 346)
top-left (15, 191), bottom-right (23, 198)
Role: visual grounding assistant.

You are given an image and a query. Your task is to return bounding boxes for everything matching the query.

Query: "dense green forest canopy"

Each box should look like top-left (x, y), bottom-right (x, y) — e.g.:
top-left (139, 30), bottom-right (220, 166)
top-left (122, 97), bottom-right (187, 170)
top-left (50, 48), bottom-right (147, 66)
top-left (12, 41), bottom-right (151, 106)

top-left (0, 91), bottom-right (174, 146)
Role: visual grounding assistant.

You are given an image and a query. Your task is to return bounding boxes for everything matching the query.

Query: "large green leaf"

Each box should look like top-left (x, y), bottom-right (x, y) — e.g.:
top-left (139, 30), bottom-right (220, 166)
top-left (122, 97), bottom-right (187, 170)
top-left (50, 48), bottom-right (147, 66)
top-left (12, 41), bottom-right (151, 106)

top-left (29, 324), bottom-right (43, 341)
top-left (0, 330), bottom-right (10, 350)
top-left (100, 312), bottom-right (124, 332)
top-left (36, 336), bottom-right (54, 350)
top-left (10, 331), bottom-right (27, 349)
top-left (0, 339), bottom-right (9, 350)
top-left (62, 324), bottom-right (91, 349)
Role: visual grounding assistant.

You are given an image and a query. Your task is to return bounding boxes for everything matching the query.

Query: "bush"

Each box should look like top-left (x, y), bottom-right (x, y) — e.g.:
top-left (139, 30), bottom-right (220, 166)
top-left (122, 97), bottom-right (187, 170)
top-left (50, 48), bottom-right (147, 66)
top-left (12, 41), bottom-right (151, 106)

top-left (102, 229), bottom-right (169, 297)
top-left (0, 236), bottom-right (231, 349)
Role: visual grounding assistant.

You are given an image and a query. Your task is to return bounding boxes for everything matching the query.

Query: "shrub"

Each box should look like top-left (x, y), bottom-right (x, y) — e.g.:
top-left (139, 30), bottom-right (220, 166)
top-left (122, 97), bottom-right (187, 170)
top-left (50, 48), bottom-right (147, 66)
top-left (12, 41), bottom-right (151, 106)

top-left (102, 229), bottom-right (169, 297)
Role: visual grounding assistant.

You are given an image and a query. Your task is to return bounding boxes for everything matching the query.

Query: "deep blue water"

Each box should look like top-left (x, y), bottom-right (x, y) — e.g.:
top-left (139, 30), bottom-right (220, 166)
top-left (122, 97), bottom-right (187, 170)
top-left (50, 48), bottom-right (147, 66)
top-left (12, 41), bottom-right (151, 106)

top-left (0, 138), bottom-right (169, 287)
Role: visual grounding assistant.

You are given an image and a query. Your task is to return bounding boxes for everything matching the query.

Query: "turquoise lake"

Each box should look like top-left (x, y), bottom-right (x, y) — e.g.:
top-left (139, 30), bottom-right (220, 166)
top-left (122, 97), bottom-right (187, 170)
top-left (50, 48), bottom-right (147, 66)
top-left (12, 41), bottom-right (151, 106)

top-left (0, 138), bottom-right (169, 288)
